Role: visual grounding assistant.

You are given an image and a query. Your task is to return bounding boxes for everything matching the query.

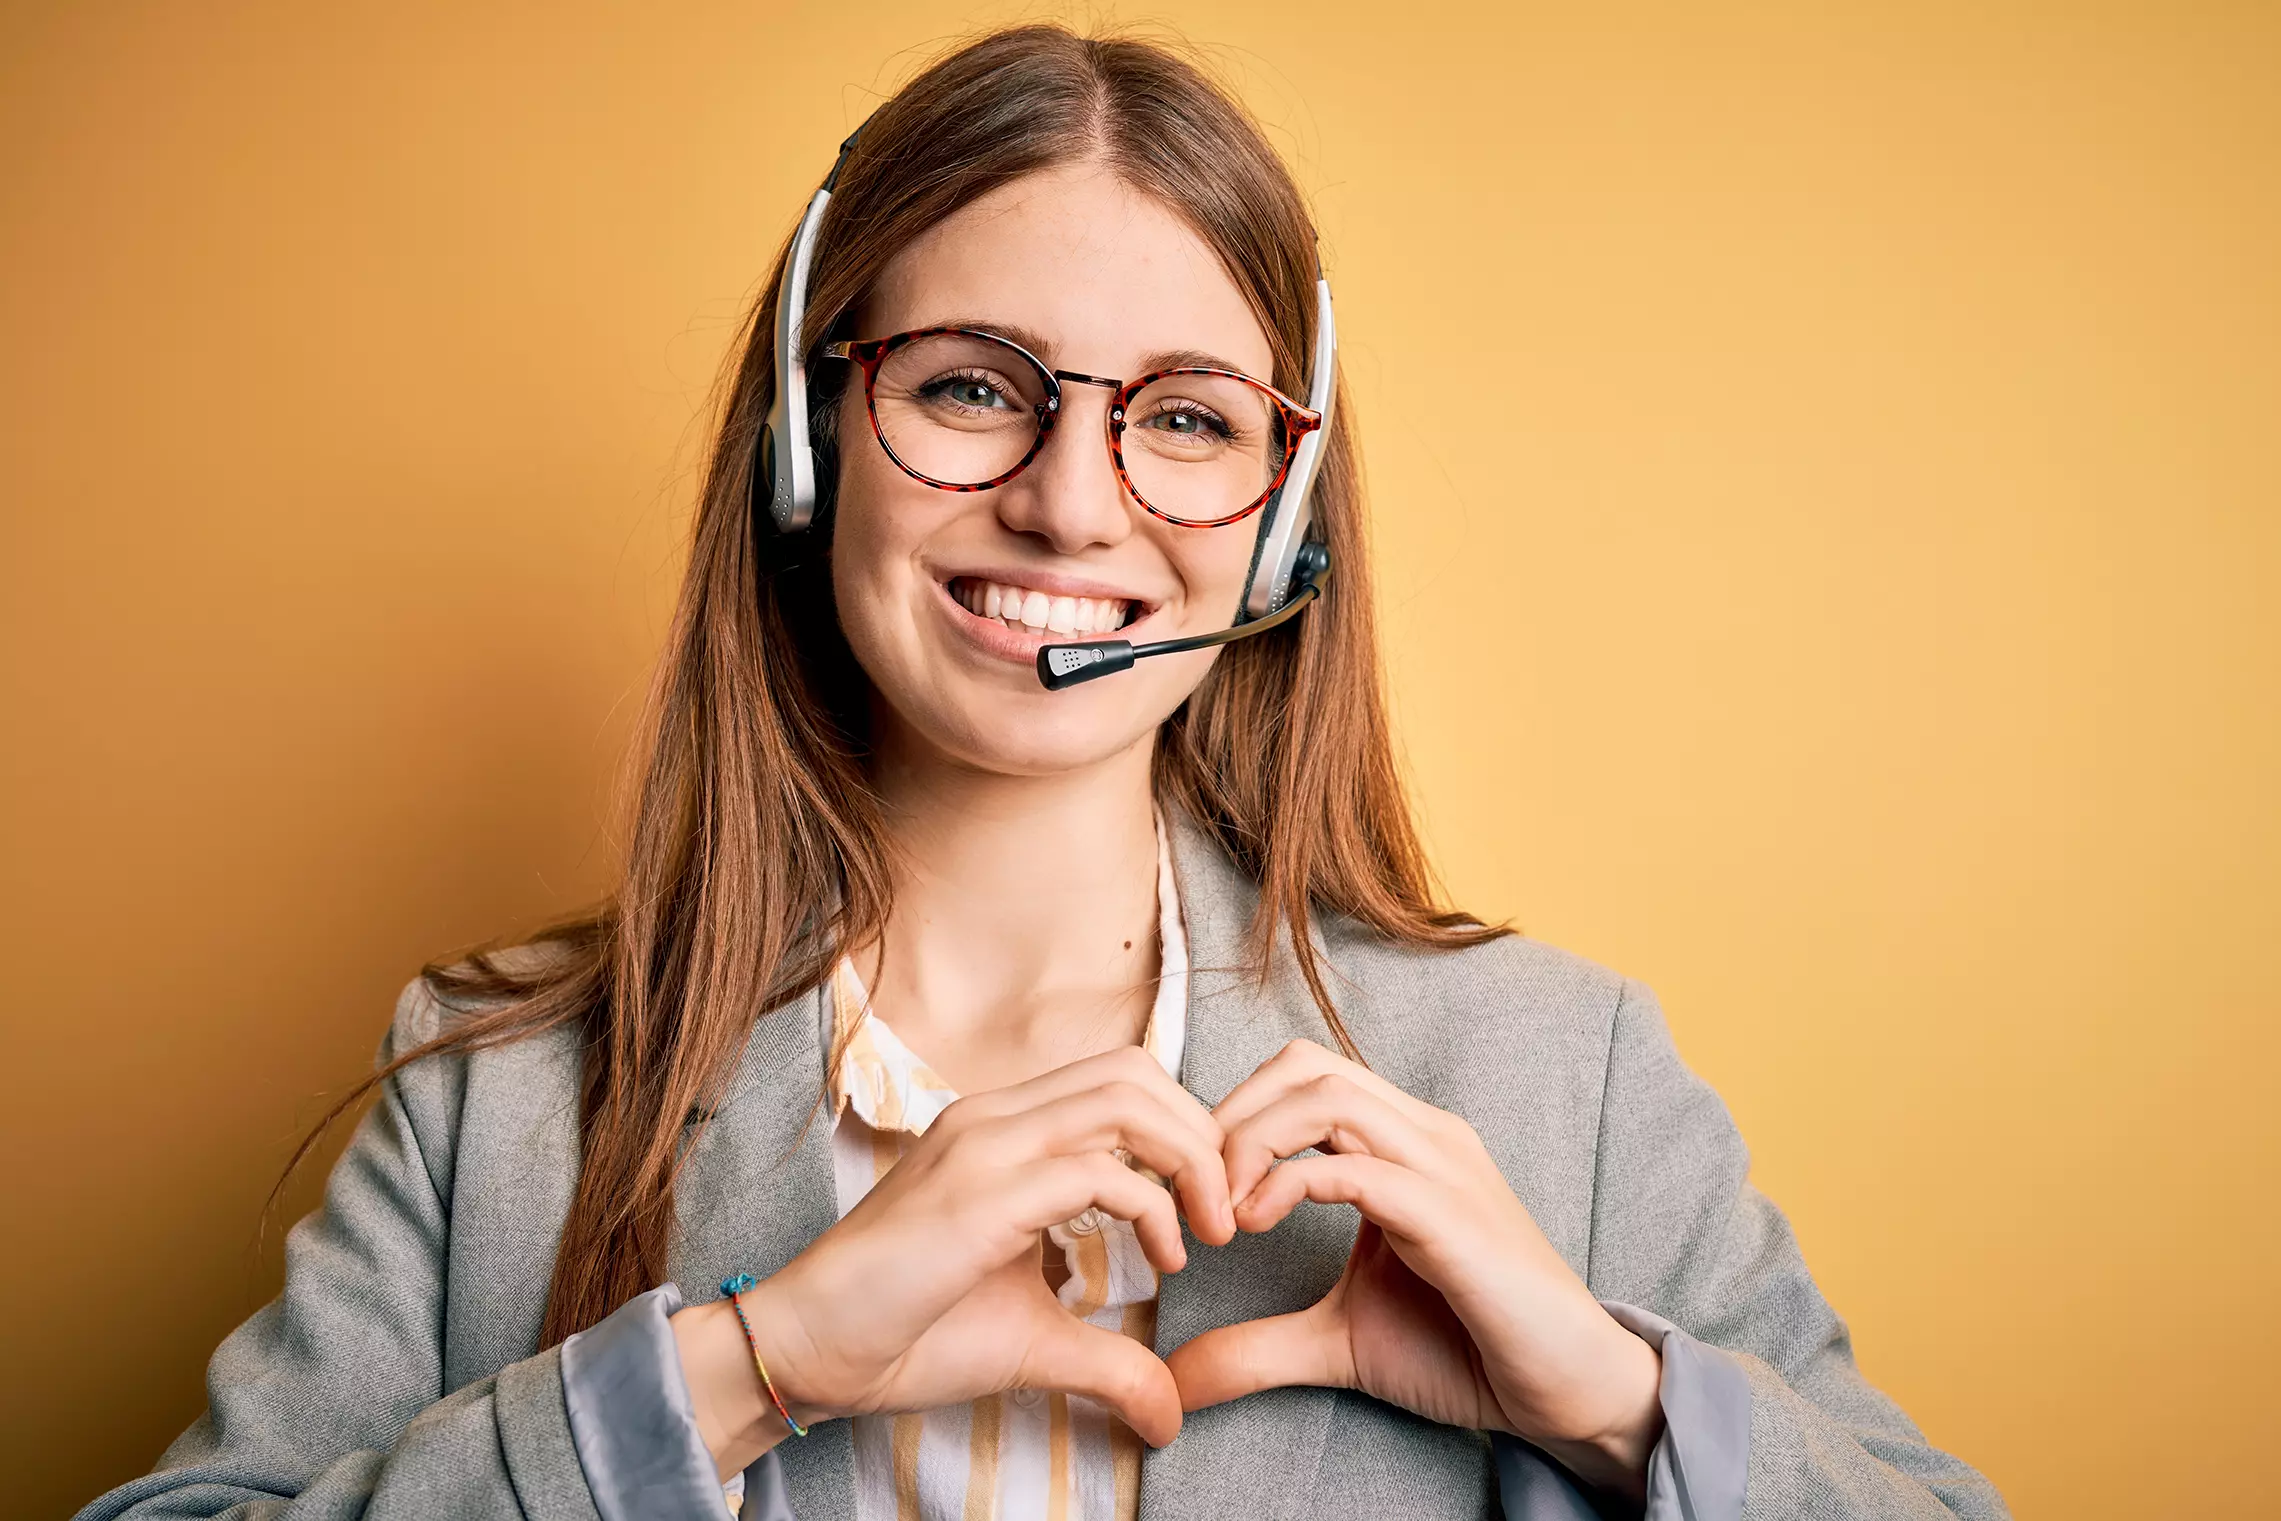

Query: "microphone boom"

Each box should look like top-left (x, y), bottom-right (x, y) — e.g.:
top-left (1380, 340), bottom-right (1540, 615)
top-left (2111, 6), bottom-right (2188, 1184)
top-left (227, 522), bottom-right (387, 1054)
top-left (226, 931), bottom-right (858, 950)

top-left (1034, 544), bottom-right (1330, 691)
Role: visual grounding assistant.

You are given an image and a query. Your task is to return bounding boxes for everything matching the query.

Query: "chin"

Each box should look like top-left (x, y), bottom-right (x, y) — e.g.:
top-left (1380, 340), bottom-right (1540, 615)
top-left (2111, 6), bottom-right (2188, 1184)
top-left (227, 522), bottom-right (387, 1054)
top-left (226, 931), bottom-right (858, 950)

top-left (846, 595), bottom-right (1220, 777)
top-left (922, 685), bottom-right (1168, 777)
top-left (864, 647), bottom-right (1201, 778)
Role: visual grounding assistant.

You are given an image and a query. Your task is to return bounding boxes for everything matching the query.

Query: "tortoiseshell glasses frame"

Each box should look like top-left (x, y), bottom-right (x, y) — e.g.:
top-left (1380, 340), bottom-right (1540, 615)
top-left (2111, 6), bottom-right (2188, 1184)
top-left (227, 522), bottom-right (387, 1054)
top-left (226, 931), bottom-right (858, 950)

top-left (820, 325), bottom-right (1325, 529)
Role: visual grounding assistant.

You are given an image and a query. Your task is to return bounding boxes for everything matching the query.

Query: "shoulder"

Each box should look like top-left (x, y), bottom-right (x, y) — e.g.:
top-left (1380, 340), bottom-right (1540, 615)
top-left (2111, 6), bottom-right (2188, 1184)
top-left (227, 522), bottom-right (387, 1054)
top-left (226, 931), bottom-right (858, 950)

top-left (375, 941), bottom-right (588, 1183)
top-left (1316, 913), bottom-right (1639, 1074)
top-left (382, 939), bottom-right (579, 1053)
top-left (1316, 912), bottom-right (1647, 1127)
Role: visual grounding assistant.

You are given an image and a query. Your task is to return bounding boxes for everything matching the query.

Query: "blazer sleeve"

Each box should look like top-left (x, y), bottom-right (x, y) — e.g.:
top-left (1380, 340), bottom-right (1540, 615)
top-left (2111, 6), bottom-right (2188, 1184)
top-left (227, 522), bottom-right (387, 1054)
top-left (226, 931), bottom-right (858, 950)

top-left (70, 980), bottom-right (705, 1521)
top-left (1582, 979), bottom-right (2011, 1520)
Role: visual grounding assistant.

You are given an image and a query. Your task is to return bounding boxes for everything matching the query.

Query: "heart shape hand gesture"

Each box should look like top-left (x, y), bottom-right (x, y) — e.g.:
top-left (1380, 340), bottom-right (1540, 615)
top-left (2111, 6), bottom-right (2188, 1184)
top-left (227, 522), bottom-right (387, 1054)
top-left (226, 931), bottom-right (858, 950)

top-left (677, 1041), bottom-right (1662, 1504)
top-left (1165, 1040), bottom-right (1667, 1503)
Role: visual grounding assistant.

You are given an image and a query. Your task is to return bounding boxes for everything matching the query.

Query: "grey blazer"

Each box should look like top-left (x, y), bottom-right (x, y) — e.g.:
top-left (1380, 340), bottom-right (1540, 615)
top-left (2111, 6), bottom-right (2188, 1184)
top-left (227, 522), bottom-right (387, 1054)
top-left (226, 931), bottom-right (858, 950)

top-left (79, 817), bottom-right (2008, 1520)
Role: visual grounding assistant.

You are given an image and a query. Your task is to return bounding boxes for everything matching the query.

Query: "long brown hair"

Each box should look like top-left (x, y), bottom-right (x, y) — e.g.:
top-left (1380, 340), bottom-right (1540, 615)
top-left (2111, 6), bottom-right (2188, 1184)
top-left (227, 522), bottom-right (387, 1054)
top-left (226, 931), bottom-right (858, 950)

top-left (283, 22), bottom-right (1501, 1347)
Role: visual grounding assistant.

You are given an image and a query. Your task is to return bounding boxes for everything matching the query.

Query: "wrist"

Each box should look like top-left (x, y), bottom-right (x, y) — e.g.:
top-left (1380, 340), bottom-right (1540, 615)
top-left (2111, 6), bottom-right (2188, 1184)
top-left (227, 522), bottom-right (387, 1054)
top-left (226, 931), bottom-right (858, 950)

top-left (672, 1299), bottom-right (782, 1478)
top-left (729, 1275), bottom-right (835, 1432)
top-left (682, 1297), bottom-right (809, 1476)
top-left (1532, 1323), bottom-right (1665, 1505)
top-left (673, 1283), bottom-right (835, 1481)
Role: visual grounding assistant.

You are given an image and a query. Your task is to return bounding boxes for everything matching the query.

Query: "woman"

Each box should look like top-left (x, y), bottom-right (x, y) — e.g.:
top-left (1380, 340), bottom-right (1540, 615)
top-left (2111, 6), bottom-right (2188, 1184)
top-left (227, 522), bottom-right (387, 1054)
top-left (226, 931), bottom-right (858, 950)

top-left (81, 24), bottom-right (2006, 1521)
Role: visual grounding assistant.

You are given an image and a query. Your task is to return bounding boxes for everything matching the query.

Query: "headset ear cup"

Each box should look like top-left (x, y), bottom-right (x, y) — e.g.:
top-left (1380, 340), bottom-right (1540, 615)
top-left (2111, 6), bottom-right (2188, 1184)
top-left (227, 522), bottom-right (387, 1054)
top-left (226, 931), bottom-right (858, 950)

top-left (1235, 486), bottom-right (1286, 619)
top-left (750, 391), bottom-right (835, 535)
top-left (750, 424), bottom-right (779, 535)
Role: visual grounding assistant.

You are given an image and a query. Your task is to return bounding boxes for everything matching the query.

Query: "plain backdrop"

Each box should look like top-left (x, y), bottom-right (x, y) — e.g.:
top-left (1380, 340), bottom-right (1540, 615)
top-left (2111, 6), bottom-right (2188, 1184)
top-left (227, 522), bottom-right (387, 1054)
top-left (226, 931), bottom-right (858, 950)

top-left (4, 3), bottom-right (2275, 1516)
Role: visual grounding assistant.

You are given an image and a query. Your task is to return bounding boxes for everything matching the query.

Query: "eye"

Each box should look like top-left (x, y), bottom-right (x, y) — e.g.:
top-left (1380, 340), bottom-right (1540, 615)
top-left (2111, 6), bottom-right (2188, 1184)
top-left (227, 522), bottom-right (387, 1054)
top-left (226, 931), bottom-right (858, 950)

top-left (919, 369), bottom-right (1018, 412)
top-left (1138, 400), bottom-right (1235, 442)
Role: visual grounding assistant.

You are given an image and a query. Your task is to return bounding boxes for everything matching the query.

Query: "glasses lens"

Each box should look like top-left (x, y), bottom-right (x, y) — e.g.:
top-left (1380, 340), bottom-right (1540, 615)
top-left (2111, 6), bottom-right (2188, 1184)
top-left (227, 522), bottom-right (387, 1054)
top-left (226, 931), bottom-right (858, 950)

top-left (870, 332), bottom-right (1050, 487)
top-left (1120, 371), bottom-right (1291, 525)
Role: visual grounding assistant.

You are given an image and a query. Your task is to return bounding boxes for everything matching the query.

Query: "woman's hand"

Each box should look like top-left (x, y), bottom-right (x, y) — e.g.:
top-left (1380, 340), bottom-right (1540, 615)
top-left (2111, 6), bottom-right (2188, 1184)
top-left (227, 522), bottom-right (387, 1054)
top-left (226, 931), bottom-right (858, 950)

top-left (1164, 1040), bottom-right (1666, 1505)
top-left (675, 1046), bottom-right (1237, 1478)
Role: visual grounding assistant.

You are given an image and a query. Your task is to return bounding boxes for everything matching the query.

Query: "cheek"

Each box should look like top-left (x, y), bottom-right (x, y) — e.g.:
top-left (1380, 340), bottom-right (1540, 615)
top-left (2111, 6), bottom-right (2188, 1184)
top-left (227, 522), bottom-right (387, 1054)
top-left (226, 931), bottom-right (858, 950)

top-left (1166, 521), bottom-right (1264, 625)
top-left (827, 404), bottom-right (930, 627)
top-left (824, 511), bottom-right (919, 714)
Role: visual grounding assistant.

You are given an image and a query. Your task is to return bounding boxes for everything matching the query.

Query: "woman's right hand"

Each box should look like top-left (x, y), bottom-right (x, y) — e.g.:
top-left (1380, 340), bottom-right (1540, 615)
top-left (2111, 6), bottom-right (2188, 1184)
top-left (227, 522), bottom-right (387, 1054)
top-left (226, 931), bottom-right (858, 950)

top-left (674, 1045), bottom-right (1236, 1476)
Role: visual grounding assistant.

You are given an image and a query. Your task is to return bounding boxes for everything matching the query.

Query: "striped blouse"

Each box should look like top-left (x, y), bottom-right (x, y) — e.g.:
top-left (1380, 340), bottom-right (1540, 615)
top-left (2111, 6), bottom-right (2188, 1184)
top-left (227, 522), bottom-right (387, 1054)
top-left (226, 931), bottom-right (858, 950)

top-left (803, 813), bottom-right (1190, 1521)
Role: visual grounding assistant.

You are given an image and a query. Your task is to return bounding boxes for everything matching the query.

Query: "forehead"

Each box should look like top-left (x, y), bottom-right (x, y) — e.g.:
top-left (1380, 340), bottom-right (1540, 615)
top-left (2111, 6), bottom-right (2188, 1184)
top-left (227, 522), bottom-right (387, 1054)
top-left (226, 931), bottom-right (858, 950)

top-left (858, 163), bottom-right (1275, 379)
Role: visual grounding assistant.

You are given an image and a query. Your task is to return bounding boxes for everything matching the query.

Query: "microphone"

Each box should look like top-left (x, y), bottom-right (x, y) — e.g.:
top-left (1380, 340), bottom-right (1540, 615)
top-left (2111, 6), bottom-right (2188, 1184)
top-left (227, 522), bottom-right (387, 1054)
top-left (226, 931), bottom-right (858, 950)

top-left (1036, 543), bottom-right (1331, 691)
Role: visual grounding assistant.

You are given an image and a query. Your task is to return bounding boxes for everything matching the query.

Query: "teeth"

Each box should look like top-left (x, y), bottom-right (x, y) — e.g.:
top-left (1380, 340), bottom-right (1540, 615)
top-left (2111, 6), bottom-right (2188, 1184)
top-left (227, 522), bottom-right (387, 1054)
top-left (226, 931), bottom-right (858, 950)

top-left (952, 579), bottom-right (1137, 635)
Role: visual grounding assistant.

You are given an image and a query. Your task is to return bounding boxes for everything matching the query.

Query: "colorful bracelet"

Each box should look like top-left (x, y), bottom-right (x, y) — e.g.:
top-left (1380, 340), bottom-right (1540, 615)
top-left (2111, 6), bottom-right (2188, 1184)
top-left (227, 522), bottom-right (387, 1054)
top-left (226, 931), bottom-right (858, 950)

top-left (719, 1273), bottom-right (810, 1438)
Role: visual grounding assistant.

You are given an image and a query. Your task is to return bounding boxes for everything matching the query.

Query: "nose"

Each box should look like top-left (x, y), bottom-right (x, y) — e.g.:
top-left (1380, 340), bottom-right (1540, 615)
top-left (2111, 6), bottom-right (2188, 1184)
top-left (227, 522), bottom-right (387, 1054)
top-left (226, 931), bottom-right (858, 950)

top-left (989, 382), bottom-right (1136, 555)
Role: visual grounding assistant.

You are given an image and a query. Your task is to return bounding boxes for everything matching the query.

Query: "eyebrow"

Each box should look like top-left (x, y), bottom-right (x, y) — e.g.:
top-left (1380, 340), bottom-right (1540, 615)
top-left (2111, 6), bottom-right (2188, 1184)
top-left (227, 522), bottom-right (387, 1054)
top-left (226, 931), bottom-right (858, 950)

top-left (921, 316), bottom-right (1261, 380)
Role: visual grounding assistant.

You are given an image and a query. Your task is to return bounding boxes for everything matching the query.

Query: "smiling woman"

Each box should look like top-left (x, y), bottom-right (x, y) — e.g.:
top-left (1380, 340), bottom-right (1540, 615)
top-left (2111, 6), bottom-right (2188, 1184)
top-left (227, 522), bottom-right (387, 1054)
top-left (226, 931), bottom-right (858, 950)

top-left (72, 22), bottom-right (2007, 1521)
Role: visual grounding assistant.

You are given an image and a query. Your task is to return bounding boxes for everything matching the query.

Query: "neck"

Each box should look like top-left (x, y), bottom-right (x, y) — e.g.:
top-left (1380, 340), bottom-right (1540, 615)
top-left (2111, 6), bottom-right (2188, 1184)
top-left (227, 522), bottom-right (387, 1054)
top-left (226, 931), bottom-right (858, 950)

top-left (857, 724), bottom-right (1164, 1090)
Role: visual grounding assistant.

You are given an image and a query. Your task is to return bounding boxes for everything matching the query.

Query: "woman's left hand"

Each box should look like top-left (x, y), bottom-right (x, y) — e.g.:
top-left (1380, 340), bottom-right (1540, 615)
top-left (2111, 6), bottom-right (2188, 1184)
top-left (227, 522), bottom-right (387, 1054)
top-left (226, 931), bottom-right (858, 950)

top-left (1165, 1040), bottom-right (1666, 1505)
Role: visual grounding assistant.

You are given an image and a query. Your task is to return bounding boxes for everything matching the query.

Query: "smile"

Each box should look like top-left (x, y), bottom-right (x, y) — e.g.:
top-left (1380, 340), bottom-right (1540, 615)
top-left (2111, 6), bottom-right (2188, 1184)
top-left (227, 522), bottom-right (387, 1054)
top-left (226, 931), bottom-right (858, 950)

top-left (944, 576), bottom-right (1142, 636)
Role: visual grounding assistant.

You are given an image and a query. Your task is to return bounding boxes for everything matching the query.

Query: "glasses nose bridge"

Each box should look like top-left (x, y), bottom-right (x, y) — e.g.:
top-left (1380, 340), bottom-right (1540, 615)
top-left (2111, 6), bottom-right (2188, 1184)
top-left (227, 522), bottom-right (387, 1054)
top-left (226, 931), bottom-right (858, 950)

top-left (1041, 368), bottom-right (1127, 438)
top-left (1051, 368), bottom-right (1125, 394)
top-left (1031, 366), bottom-right (1128, 456)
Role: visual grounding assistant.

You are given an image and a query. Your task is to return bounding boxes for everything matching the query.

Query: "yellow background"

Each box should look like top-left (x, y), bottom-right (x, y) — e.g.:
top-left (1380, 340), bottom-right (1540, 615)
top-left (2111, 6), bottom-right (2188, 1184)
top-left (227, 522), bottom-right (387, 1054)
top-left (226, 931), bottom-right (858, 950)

top-left (4, 3), bottom-right (2275, 1515)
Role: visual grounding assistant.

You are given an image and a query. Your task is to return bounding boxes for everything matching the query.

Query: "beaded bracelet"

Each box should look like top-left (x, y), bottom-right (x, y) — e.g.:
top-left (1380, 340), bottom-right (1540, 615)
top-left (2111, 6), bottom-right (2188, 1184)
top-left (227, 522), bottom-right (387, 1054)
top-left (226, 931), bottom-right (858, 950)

top-left (719, 1273), bottom-right (810, 1438)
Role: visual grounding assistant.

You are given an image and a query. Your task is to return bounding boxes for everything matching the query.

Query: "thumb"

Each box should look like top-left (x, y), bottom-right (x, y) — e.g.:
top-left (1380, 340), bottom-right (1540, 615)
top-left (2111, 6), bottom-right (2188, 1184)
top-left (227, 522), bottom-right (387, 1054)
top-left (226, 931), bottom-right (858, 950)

top-left (1020, 1311), bottom-right (1184, 1448)
top-left (1165, 1302), bottom-right (1351, 1412)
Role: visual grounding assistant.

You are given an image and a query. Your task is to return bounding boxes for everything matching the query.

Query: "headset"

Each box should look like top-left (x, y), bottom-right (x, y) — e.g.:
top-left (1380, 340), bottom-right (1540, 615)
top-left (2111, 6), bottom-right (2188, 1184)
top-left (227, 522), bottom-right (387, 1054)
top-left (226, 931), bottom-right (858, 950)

top-left (752, 124), bottom-right (1337, 691)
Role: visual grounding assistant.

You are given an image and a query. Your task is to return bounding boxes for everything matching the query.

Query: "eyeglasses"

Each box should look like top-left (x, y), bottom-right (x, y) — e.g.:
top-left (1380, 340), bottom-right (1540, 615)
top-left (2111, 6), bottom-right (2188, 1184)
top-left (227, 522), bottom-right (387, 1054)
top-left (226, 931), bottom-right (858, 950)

top-left (821, 327), bottom-right (1324, 529)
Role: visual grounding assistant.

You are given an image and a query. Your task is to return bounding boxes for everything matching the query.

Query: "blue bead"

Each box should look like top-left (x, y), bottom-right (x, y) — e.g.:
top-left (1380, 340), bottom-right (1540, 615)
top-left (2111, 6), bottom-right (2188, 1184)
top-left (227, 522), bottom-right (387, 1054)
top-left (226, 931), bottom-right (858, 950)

top-left (720, 1272), bottom-right (758, 1296)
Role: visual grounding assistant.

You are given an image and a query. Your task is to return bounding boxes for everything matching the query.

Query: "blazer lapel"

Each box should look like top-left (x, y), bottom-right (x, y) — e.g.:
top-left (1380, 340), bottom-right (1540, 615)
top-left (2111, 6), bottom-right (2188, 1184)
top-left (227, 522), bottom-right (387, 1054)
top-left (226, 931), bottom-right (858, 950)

top-left (1140, 817), bottom-right (1360, 1520)
top-left (672, 978), bottom-right (856, 1521)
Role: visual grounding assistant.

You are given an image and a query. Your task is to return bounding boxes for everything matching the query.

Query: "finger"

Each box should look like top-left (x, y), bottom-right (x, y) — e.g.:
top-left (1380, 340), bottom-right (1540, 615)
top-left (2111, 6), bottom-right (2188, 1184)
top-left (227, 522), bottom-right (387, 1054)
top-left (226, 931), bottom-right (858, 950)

top-left (1021, 1311), bottom-right (1184, 1447)
top-left (951, 1045), bottom-right (1221, 1153)
top-left (1221, 1073), bottom-right (1441, 1205)
top-left (1164, 1302), bottom-right (1351, 1411)
top-left (1233, 1152), bottom-right (1437, 1243)
top-left (992, 1084), bottom-right (1234, 1244)
top-left (1214, 1038), bottom-right (1445, 1138)
top-left (1015, 1152), bottom-right (1188, 1274)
